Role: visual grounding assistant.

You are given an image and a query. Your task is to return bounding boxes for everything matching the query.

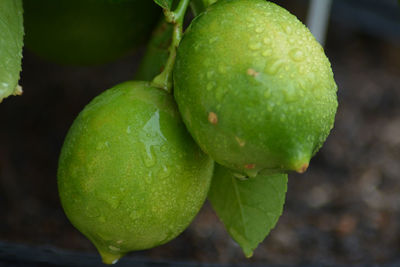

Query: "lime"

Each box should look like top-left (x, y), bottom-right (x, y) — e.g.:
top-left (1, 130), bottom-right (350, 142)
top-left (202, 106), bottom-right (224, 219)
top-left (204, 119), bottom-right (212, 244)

top-left (174, 0), bottom-right (338, 177)
top-left (23, 0), bottom-right (160, 65)
top-left (58, 81), bottom-right (214, 264)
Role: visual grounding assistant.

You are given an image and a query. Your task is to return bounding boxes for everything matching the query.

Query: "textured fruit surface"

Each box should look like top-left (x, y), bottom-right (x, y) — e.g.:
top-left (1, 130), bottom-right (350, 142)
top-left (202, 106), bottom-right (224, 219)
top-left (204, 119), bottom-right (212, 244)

top-left (174, 0), bottom-right (338, 176)
top-left (58, 81), bottom-right (214, 264)
top-left (23, 0), bottom-right (160, 65)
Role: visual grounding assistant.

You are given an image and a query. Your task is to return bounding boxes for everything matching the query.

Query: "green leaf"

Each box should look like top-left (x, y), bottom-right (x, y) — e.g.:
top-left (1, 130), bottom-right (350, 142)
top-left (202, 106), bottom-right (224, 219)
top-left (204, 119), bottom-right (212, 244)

top-left (0, 0), bottom-right (24, 102)
top-left (153, 0), bottom-right (173, 10)
top-left (190, 0), bottom-right (217, 16)
top-left (208, 164), bottom-right (288, 257)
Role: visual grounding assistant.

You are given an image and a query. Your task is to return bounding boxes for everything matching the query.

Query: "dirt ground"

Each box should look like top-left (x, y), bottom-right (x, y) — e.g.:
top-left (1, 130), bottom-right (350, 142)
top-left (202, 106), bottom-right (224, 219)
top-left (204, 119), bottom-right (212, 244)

top-left (1, 4), bottom-right (400, 266)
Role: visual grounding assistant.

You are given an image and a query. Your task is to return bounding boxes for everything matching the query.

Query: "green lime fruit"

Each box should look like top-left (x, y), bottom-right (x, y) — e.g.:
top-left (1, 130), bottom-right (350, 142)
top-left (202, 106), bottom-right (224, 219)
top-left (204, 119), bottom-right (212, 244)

top-left (58, 81), bottom-right (214, 264)
top-left (174, 0), bottom-right (338, 177)
top-left (23, 0), bottom-right (160, 65)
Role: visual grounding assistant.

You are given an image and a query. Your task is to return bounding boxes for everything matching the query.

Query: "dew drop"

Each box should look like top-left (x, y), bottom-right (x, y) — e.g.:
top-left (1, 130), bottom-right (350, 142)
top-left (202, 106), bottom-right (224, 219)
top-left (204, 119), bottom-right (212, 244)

top-left (233, 173), bottom-right (249, 181)
top-left (218, 65), bottom-right (226, 74)
top-left (158, 165), bottom-right (171, 179)
top-left (263, 37), bottom-right (271, 45)
top-left (206, 82), bottom-right (215, 91)
top-left (209, 37), bottom-right (218, 44)
top-left (267, 103), bottom-right (275, 112)
top-left (86, 206), bottom-right (100, 218)
top-left (299, 65), bottom-right (306, 75)
top-left (126, 126), bottom-right (131, 134)
top-left (249, 42), bottom-right (261, 51)
top-left (289, 48), bottom-right (305, 62)
top-left (264, 89), bottom-right (271, 98)
top-left (284, 25), bottom-right (292, 34)
top-left (142, 145), bottom-right (156, 168)
top-left (264, 59), bottom-right (284, 75)
top-left (283, 89), bottom-right (297, 103)
top-left (262, 49), bottom-right (272, 57)
top-left (107, 196), bottom-right (120, 209)
top-left (215, 87), bottom-right (227, 101)
top-left (160, 145), bottom-right (167, 152)
top-left (129, 211), bottom-right (139, 220)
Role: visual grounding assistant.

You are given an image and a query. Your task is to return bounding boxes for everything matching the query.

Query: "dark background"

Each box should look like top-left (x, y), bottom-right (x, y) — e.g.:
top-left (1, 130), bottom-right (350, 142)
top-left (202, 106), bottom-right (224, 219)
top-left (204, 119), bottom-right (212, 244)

top-left (1, 0), bottom-right (400, 265)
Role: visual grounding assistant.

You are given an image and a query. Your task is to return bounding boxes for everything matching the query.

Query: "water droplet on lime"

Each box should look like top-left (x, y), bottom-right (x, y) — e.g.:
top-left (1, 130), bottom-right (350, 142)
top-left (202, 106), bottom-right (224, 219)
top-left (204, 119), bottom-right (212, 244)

top-left (249, 42), bottom-right (261, 50)
top-left (289, 48), bottom-right (305, 62)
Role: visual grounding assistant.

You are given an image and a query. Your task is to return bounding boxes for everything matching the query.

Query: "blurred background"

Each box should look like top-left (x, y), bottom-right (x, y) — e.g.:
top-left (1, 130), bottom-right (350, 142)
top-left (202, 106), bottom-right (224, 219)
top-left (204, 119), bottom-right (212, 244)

top-left (1, 0), bottom-right (400, 265)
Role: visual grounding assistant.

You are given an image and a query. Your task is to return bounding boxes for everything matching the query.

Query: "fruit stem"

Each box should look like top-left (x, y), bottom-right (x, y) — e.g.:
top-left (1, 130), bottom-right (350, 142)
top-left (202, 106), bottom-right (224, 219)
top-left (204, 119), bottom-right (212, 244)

top-left (151, 0), bottom-right (190, 93)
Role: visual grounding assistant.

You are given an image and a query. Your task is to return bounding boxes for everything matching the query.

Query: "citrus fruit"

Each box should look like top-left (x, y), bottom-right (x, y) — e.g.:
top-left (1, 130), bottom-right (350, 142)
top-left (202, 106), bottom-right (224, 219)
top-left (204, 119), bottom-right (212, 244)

top-left (23, 0), bottom-right (160, 65)
top-left (173, 0), bottom-right (338, 177)
top-left (57, 81), bottom-right (214, 264)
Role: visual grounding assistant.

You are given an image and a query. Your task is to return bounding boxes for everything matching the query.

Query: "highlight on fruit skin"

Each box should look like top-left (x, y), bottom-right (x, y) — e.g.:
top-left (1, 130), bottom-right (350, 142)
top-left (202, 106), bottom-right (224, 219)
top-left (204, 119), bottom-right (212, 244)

top-left (57, 81), bottom-right (214, 264)
top-left (173, 0), bottom-right (338, 177)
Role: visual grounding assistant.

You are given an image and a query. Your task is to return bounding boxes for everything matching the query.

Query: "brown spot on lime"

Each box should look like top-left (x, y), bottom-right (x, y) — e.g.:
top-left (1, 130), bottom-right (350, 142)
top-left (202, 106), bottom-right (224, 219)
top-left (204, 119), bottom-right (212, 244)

top-left (245, 164), bottom-right (255, 169)
top-left (208, 112), bottom-right (218, 125)
top-left (296, 163), bottom-right (309, 173)
top-left (247, 68), bottom-right (259, 77)
top-left (235, 136), bottom-right (246, 147)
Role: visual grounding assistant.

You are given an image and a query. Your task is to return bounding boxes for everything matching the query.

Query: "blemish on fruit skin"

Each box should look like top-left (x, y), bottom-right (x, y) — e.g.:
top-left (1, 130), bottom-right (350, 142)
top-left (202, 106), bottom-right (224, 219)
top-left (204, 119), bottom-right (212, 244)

top-left (208, 112), bottom-right (218, 125)
top-left (235, 136), bottom-right (246, 147)
top-left (247, 68), bottom-right (259, 77)
top-left (245, 164), bottom-right (256, 169)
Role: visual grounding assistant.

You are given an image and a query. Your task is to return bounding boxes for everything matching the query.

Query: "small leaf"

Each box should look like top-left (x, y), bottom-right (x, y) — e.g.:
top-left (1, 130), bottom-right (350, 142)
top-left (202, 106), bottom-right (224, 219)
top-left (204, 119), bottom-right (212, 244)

top-left (208, 164), bottom-right (288, 257)
top-left (0, 0), bottom-right (24, 102)
top-left (190, 0), bottom-right (218, 16)
top-left (153, 0), bottom-right (174, 10)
